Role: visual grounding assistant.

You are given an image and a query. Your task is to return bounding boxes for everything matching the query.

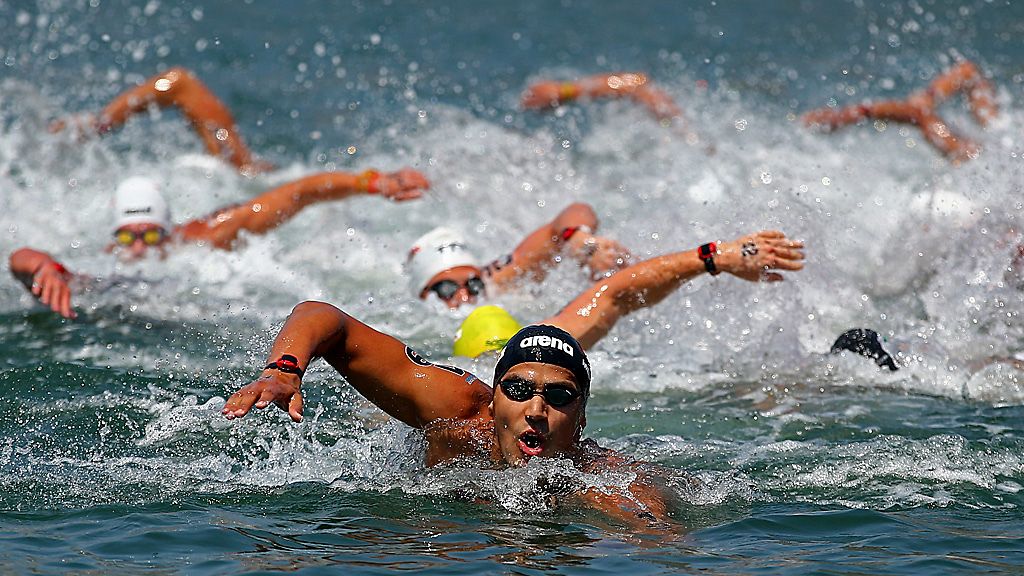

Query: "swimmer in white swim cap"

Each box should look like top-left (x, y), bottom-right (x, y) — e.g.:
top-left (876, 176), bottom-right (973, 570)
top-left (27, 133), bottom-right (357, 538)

top-left (9, 169), bottom-right (430, 319)
top-left (407, 203), bottom-right (633, 309)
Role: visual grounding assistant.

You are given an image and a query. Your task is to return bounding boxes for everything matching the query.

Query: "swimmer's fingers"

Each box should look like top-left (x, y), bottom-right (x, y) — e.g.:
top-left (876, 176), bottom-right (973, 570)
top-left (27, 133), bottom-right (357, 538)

top-left (48, 113), bottom-right (98, 138)
top-left (54, 280), bottom-right (76, 320)
top-left (39, 277), bottom-right (55, 309)
top-left (770, 251), bottom-right (806, 268)
top-left (766, 246), bottom-right (805, 262)
top-left (242, 159), bottom-right (276, 175)
top-left (380, 169), bottom-right (429, 201)
top-left (761, 272), bottom-right (785, 282)
top-left (521, 82), bottom-right (563, 109)
top-left (223, 372), bottom-right (302, 421)
top-left (222, 383), bottom-right (261, 419)
top-left (287, 391), bottom-right (304, 423)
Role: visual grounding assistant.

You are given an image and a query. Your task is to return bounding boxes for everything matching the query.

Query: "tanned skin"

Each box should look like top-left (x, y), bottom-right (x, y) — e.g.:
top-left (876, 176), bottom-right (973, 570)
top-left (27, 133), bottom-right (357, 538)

top-left (419, 202), bottom-right (633, 309)
top-left (802, 61), bottom-right (997, 163)
top-left (221, 229), bottom-right (804, 525)
top-left (8, 169), bottom-right (429, 319)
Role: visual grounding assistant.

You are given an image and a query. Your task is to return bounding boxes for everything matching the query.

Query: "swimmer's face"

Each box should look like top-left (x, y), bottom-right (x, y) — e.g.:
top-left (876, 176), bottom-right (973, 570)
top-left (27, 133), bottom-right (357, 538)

top-left (491, 362), bottom-right (586, 467)
top-left (109, 223), bottom-right (170, 261)
top-left (419, 265), bottom-right (485, 309)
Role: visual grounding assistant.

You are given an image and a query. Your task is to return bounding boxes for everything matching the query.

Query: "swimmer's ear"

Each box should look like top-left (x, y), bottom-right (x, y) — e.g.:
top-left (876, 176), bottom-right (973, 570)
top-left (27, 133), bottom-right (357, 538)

top-left (103, 243), bottom-right (115, 253)
top-left (487, 400), bottom-right (494, 417)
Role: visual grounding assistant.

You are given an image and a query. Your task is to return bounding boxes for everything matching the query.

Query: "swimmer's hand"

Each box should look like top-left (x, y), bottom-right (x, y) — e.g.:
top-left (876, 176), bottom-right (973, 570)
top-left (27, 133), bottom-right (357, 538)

top-left (222, 370), bottom-right (304, 422)
top-left (376, 168), bottom-right (430, 202)
top-left (239, 159), bottom-right (276, 177)
top-left (48, 113), bottom-right (106, 138)
top-left (521, 81), bottom-right (568, 109)
top-left (31, 261), bottom-right (77, 319)
top-left (716, 230), bottom-right (805, 282)
top-left (569, 232), bottom-right (633, 279)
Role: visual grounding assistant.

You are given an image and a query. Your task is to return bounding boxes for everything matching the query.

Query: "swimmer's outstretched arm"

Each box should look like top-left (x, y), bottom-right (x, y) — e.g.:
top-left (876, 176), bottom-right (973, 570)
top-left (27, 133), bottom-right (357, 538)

top-left (523, 73), bottom-right (682, 119)
top-left (174, 169), bottom-right (430, 250)
top-left (222, 301), bottom-right (492, 425)
top-left (52, 67), bottom-right (268, 174)
top-left (484, 202), bottom-right (631, 288)
top-left (8, 247), bottom-right (77, 319)
top-left (802, 60), bottom-right (994, 163)
top-left (926, 61), bottom-right (997, 126)
top-left (545, 230), bottom-right (805, 349)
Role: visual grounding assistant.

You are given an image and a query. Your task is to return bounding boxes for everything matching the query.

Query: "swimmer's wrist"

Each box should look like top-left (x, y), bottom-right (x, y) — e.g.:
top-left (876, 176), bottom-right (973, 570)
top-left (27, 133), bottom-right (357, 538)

top-left (33, 259), bottom-right (69, 280)
top-left (264, 354), bottom-right (305, 378)
top-left (558, 82), bottom-right (580, 101)
top-left (559, 225), bottom-right (593, 242)
top-left (697, 242), bottom-right (721, 276)
top-left (356, 170), bottom-right (381, 194)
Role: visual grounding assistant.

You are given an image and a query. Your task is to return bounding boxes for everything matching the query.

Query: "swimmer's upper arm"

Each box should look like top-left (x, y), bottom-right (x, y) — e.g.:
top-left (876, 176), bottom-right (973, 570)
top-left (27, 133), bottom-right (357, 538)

top-left (316, 305), bottom-right (493, 428)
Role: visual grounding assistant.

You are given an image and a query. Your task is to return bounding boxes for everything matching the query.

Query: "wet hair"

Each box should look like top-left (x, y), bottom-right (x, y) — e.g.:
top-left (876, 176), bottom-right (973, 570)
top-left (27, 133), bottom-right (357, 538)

top-left (493, 325), bottom-right (592, 396)
top-left (830, 328), bottom-right (899, 371)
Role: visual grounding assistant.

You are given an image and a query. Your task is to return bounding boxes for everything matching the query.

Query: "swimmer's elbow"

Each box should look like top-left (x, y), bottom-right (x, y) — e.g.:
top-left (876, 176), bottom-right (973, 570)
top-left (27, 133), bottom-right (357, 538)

top-left (292, 300), bottom-right (344, 318)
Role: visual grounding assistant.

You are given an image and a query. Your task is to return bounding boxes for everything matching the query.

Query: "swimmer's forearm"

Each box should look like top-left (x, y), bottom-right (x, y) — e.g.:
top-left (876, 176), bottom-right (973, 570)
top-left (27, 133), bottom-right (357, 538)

top-left (263, 301), bottom-right (350, 374)
top-left (548, 250), bottom-right (704, 348)
top-left (98, 67), bottom-right (256, 170)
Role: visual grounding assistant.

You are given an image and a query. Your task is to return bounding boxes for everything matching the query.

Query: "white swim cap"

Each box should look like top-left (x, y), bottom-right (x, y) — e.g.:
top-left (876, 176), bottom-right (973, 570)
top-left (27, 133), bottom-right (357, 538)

top-left (406, 227), bottom-right (480, 294)
top-left (112, 176), bottom-right (171, 231)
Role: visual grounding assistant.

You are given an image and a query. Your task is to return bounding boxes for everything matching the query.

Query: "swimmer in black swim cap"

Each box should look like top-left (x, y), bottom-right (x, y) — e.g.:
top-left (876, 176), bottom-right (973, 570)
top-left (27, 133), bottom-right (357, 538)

top-left (224, 303), bottom-right (669, 522)
top-left (831, 328), bottom-right (899, 371)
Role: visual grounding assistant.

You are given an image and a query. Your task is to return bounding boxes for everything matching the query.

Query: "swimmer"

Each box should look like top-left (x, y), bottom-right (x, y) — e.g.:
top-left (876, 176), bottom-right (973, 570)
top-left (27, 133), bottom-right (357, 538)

top-left (408, 203), bottom-right (632, 309)
top-left (453, 230), bottom-right (805, 356)
top-left (8, 169), bottom-right (428, 319)
top-left (222, 231), bottom-right (802, 522)
top-left (802, 60), bottom-right (997, 163)
top-left (223, 315), bottom-right (672, 523)
top-left (521, 72), bottom-right (702, 145)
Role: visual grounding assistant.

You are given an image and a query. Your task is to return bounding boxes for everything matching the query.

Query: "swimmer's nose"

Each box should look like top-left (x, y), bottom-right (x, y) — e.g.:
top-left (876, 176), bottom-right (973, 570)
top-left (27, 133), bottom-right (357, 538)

top-left (447, 287), bottom-right (477, 309)
top-left (129, 240), bottom-right (148, 259)
top-left (524, 395), bottom-right (547, 420)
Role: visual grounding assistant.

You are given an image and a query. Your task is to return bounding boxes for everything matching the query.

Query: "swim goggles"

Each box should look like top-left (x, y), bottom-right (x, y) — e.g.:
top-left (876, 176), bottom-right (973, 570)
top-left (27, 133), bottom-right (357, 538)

top-left (428, 276), bottom-right (485, 300)
top-left (499, 378), bottom-right (580, 408)
top-left (113, 227), bottom-right (168, 247)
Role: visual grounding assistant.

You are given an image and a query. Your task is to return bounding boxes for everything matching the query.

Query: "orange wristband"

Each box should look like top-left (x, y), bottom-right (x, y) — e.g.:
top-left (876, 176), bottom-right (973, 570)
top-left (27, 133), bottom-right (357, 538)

top-left (357, 170), bottom-right (381, 193)
top-left (558, 83), bottom-right (580, 101)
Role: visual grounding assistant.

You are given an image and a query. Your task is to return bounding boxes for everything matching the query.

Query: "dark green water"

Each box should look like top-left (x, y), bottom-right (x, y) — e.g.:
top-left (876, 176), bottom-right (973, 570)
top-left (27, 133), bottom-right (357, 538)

top-left (4, 0), bottom-right (1024, 573)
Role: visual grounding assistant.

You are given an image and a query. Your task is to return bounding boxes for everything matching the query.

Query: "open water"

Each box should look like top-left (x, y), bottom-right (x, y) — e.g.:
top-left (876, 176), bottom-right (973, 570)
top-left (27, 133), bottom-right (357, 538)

top-left (2, 0), bottom-right (1024, 573)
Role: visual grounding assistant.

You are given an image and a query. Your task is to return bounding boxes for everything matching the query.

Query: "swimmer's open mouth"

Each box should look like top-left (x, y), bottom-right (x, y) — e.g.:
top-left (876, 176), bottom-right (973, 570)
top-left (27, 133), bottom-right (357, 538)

top-left (518, 430), bottom-right (545, 457)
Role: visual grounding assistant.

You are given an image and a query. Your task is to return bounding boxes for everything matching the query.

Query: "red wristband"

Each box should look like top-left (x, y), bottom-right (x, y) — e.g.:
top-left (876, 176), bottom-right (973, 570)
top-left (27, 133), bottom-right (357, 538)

top-left (35, 260), bottom-right (68, 278)
top-left (358, 170), bottom-right (381, 194)
top-left (265, 354), bottom-right (304, 377)
top-left (559, 225), bottom-right (593, 241)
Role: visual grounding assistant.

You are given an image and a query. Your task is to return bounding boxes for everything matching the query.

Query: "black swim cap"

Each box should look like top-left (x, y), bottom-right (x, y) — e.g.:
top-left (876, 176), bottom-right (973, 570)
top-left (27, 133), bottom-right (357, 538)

top-left (493, 325), bottom-right (592, 396)
top-left (830, 328), bottom-right (898, 371)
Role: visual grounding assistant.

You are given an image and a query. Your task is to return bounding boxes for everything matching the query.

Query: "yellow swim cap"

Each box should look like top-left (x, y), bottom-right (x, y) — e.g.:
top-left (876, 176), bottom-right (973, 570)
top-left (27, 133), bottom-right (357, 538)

top-left (453, 305), bottom-right (523, 358)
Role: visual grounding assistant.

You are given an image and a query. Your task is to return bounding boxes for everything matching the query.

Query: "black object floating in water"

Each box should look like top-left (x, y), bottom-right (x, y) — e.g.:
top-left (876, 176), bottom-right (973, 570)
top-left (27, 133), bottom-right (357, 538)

top-left (830, 328), bottom-right (899, 371)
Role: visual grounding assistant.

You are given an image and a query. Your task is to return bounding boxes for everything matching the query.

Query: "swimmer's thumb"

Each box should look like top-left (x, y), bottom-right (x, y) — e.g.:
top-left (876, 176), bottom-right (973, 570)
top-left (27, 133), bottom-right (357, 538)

top-left (288, 391), bottom-right (304, 423)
